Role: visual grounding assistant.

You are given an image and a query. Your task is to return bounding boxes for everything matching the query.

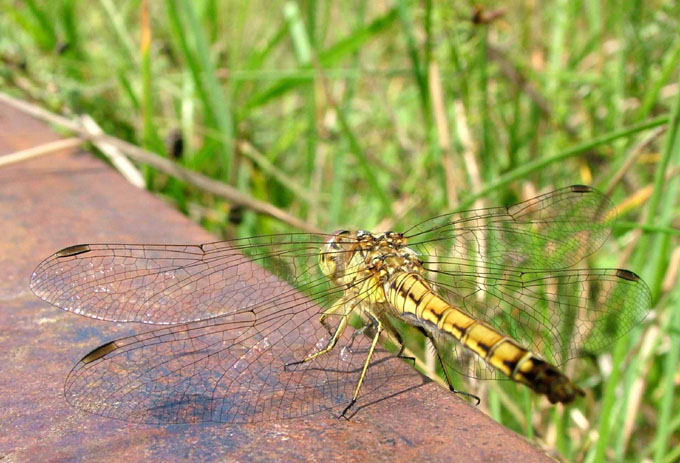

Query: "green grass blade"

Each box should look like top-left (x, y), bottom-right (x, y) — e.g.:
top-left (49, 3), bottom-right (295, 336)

top-left (634, 38), bottom-right (680, 123)
top-left (457, 115), bottom-right (670, 211)
top-left (653, 291), bottom-right (680, 463)
top-left (335, 103), bottom-right (392, 215)
top-left (167, 0), bottom-right (234, 180)
top-left (243, 7), bottom-right (398, 112)
top-left (19, 0), bottom-right (57, 50)
top-left (98, 0), bottom-right (138, 63)
top-left (396, 0), bottom-right (428, 115)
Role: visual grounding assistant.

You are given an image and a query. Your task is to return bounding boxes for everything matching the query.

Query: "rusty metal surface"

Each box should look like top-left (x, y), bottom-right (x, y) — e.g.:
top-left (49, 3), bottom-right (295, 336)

top-left (0, 102), bottom-right (555, 463)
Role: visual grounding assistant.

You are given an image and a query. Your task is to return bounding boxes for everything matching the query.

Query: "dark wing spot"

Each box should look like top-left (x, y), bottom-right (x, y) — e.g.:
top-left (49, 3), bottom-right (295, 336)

top-left (81, 341), bottom-right (119, 364)
top-left (616, 269), bottom-right (640, 281)
top-left (569, 184), bottom-right (594, 193)
top-left (56, 244), bottom-right (91, 258)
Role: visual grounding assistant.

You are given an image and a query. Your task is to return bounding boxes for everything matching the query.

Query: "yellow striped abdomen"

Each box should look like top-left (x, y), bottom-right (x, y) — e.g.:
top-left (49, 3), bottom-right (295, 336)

top-left (386, 272), bottom-right (584, 404)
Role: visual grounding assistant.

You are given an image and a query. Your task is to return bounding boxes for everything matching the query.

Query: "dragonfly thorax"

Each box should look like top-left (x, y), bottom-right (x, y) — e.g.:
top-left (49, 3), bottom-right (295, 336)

top-left (319, 230), bottom-right (424, 289)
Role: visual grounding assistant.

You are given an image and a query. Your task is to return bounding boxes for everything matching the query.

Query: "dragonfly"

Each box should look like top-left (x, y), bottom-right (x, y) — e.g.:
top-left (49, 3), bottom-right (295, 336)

top-left (30, 185), bottom-right (652, 424)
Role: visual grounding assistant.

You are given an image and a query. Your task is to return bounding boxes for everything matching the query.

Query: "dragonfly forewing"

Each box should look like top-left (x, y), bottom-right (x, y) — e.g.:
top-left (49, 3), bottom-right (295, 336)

top-left (30, 235), bottom-right (337, 324)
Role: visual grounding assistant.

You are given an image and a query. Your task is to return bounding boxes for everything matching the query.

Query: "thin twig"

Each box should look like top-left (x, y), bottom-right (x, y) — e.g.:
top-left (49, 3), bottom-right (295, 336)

top-left (80, 115), bottom-right (145, 188)
top-left (0, 92), bottom-right (322, 234)
top-left (0, 137), bottom-right (83, 167)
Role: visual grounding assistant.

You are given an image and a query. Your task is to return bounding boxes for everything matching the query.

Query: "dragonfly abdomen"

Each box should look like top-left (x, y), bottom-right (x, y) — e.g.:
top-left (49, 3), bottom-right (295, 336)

top-left (386, 272), bottom-right (584, 404)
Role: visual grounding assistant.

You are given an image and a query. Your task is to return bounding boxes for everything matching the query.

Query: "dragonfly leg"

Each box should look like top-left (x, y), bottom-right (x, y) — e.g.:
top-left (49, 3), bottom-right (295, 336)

top-left (390, 326), bottom-right (416, 365)
top-left (377, 314), bottom-right (415, 365)
top-left (423, 330), bottom-right (480, 406)
top-left (285, 299), bottom-right (351, 369)
top-left (344, 313), bottom-right (407, 360)
top-left (319, 298), bottom-right (346, 336)
top-left (342, 314), bottom-right (415, 364)
top-left (340, 312), bottom-right (383, 420)
top-left (345, 323), bottom-right (369, 351)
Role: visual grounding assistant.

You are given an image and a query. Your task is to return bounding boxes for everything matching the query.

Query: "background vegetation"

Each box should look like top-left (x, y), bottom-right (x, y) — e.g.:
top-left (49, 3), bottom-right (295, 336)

top-left (2, 0), bottom-right (679, 461)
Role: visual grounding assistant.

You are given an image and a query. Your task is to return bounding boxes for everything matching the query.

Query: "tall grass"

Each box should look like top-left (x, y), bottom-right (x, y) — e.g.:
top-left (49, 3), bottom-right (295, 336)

top-left (2, 1), bottom-right (679, 461)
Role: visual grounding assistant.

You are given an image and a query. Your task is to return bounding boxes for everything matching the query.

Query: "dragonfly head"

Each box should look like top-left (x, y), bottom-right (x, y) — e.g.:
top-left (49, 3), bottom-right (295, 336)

top-left (319, 230), bottom-right (359, 286)
top-left (319, 230), bottom-right (415, 287)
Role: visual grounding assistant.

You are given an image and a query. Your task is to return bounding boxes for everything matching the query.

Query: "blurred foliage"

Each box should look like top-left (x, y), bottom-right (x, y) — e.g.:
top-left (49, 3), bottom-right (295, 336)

top-left (2, 0), bottom-right (680, 461)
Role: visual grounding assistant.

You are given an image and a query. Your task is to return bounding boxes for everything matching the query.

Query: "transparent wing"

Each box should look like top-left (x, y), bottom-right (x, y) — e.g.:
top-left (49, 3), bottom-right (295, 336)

top-left (32, 185), bottom-right (651, 422)
top-left (30, 234), bottom-right (340, 324)
top-left (404, 185), bottom-right (614, 271)
top-left (421, 266), bottom-right (651, 380)
top-left (63, 277), bottom-right (418, 424)
top-left (32, 234), bottom-right (421, 423)
top-left (30, 186), bottom-right (610, 325)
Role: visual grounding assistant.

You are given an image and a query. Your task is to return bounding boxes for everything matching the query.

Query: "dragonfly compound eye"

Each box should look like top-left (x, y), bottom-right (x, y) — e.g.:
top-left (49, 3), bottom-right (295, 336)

top-left (319, 230), bottom-right (355, 285)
